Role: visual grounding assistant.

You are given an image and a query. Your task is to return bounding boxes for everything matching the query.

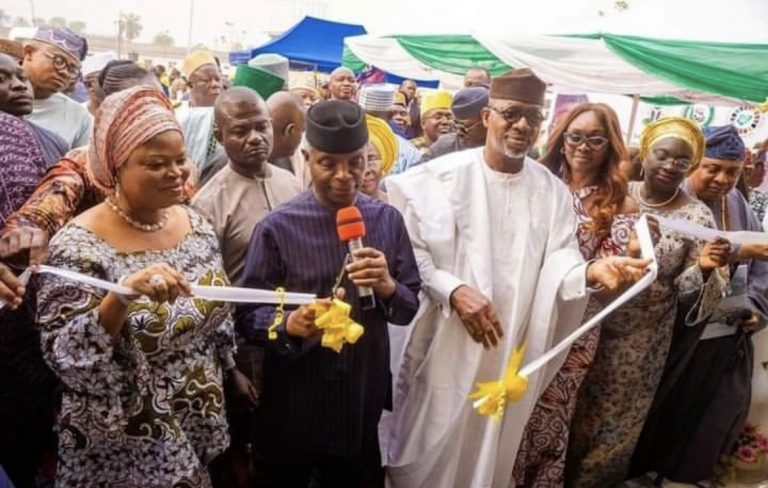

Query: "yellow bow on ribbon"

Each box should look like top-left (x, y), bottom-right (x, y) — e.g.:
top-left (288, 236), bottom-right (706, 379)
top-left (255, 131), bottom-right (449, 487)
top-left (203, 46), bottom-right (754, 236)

top-left (310, 299), bottom-right (365, 353)
top-left (758, 98), bottom-right (768, 113)
top-left (468, 344), bottom-right (529, 420)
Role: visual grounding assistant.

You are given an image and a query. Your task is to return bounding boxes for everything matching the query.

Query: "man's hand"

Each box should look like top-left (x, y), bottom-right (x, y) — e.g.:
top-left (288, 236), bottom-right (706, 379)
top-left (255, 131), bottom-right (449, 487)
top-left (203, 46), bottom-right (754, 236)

top-left (230, 368), bottom-right (259, 406)
top-left (285, 304), bottom-right (321, 338)
top-left (587, 256), bottom-right (651, 294)
top-left (449, 285), bottom-right (503, 350)
top-left (698, 237), bottom-right (731, 272)
top-left (0, 262), bottom-right (26, 310)
top-left (346, 247), bottom-right (397, 299)
top-left (0, 227), bottom-right (49, 267)
top-left (285, 288), bottom-right (346, 339)
top-left (740, 311), bottom-right (761, 333)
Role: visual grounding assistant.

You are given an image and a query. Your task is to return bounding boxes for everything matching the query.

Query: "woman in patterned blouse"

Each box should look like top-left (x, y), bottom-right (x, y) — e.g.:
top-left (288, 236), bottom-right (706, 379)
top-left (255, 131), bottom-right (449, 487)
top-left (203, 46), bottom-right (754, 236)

top-left (36, 86), bottom-right (236, 487)
top-left (513, 103), bottom-right (638, 488)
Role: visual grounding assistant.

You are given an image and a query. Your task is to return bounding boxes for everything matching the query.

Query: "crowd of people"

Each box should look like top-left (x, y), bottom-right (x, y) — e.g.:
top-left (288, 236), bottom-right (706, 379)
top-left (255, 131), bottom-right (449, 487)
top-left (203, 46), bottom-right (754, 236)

top-left (0, 24), bottom-right (767, 488)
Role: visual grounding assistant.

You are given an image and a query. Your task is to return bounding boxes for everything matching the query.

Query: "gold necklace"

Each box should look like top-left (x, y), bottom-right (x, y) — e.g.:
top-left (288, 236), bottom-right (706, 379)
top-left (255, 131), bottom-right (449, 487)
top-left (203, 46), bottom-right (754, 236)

top-left (636, 183), bottom-right (679, 208)
top-left (106, 197), bottom-right (169, 232)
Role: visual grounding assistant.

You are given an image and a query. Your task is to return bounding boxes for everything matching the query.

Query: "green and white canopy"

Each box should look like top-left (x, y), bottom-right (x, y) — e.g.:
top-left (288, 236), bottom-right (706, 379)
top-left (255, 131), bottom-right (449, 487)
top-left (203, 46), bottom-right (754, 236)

top-left (343, 33), bottom-right (768, 105)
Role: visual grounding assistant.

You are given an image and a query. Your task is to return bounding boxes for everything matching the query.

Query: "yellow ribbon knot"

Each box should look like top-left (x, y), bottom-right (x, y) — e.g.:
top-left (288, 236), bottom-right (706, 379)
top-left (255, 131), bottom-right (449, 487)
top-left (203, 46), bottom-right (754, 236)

top-left (310, 299), bottom-right (365, 353)
top-left (468, 344), bottom-right (529, 420)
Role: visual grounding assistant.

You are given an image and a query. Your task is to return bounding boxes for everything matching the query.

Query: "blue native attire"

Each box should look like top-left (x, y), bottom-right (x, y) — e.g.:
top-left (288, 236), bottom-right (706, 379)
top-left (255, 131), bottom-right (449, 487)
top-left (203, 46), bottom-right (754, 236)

top-left (236, 191), bottom-right (420, 484)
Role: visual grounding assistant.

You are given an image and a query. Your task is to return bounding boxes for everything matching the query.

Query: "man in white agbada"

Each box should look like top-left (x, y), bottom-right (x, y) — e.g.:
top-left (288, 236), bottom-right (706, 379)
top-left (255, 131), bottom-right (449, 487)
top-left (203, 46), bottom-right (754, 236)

top-left (385, 68), bottom-right (650, 488)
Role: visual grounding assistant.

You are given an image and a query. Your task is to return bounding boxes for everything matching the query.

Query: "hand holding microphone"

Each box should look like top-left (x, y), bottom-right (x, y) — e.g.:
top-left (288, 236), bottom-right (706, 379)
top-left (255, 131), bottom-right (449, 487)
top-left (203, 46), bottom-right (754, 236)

top-left (337, 207), bottom-right (396, 309)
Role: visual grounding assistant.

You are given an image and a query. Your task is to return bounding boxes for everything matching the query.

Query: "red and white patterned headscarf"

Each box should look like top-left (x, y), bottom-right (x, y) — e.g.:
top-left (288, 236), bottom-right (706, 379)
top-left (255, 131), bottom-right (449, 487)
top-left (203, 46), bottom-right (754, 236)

top-left (88, 86), bottom-right (181, 191)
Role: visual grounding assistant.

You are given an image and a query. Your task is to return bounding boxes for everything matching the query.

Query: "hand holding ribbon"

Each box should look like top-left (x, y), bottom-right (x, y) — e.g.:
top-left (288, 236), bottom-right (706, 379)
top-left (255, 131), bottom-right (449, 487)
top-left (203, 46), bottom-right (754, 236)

top-left (469, 214), bottom-right (659, 420)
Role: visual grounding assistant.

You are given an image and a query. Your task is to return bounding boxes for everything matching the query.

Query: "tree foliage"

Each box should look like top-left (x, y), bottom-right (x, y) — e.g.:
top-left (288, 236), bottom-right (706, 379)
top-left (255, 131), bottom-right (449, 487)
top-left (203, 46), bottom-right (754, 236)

top-left (153, 31), bottom-right (175, 47)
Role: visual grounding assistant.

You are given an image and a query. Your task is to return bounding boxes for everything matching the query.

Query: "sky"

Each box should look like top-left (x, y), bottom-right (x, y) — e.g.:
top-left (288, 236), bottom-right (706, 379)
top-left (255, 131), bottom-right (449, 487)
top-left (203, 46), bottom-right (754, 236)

top-left (4, 0), bottom-right (768, 50)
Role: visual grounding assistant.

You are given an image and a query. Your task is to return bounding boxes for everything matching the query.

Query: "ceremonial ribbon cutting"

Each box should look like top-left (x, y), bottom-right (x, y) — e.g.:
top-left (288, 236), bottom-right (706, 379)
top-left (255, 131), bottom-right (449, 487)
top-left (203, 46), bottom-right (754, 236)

top-left (470, 213), bottom-right (659, 419)
top-left (3, 212), bottom-right (762, 385)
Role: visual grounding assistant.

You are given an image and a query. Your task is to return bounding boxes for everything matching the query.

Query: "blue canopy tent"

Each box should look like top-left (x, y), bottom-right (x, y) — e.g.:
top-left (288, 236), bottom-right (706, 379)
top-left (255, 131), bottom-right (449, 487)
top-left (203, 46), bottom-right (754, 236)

top-left (229, 16), bottom-right (367, 72)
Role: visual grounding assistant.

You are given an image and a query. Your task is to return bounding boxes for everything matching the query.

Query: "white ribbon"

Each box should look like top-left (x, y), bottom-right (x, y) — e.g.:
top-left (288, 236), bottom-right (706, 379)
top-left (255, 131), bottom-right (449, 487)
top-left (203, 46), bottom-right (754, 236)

top-left (519, 213), bottom-right (658, 377)
top-left (518, 212), bottom-right (768, 377)
top-left (654, 215), bottom-right (767, 245)
top-left (0, 264), bottom-right (316, 311)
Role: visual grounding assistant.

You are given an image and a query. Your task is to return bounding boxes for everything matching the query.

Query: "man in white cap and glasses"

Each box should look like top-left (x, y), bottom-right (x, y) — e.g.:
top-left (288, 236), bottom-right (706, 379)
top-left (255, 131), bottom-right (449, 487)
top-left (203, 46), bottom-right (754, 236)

top-left (419, 85), bottom-right (489, 164)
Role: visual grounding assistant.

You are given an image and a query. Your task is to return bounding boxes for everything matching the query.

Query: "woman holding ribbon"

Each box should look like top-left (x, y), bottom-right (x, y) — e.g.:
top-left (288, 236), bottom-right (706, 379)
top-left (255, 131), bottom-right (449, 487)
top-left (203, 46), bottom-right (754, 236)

top-left (631, 125), bottom-right (768, 485)
top-left (565, 117), bottom-right (730, 487)
top-left (513, 103), bottom-right (638, 487)
top-left (35, 86), bottom-right (235, 487)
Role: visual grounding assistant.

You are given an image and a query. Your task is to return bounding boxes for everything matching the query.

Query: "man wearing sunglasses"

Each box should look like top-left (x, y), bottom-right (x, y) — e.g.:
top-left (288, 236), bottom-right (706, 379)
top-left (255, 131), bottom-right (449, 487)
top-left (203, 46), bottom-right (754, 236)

top-left (419, 85), bottom-right (489, 164)
top-left (385, 69), bottom-right (651, 487)
top-left (22, 25), bottom-right (91, 149)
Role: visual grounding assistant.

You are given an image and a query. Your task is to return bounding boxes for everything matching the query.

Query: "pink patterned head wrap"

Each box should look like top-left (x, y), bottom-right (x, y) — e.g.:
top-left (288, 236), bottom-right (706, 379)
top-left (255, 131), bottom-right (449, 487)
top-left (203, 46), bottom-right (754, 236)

top-left (88, 86), bottom-right (182, 191)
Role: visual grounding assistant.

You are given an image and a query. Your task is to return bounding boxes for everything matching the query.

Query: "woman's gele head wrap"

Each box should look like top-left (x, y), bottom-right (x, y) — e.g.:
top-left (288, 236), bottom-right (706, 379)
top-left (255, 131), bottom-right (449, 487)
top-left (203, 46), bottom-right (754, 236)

top-left (639, 116), bottom-right (705, 169)
top-left (88, 85), bottom-right (182, 191)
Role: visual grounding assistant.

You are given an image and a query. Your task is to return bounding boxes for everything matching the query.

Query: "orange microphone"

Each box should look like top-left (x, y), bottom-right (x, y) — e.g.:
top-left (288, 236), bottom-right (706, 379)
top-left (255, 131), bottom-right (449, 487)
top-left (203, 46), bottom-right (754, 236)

top-left (337, 206), bottom-right (376, 310)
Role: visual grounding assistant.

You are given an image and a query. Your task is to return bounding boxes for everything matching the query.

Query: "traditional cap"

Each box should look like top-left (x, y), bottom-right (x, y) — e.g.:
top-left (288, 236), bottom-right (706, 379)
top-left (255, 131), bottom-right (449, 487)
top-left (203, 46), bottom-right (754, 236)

top-left (233, 64), bottom-right (285, 100)
top-left (306, 100), bottom-right (368, 153)
top-left (639, 116), bottom-right (705, 168)
top-left (88, 86), bottom-right (181, 191)
top-left (366, 115), bottom-right (397, 175)
top-left (421, 90), bottom-right (453, 117)
top-left (452, 85), bottom-right (489, 120)
top-left (359, 84), bottom-right (396, 112)
top-left (32, 25), bottom-right (88, 62)
top-left (183, 49), bottom-right (217, 77)
top-left (81, 51), bottom-right (117, 76)
top-left (0, 38), bottom-right (24, 60)
top-left (703, 125), bottom-right (745, 161)
top-left (393, 91), bottom-right (407, 107)
top-left (490, 68), bottom-right (547, 105)
top-left (248, 53), bottom-right (289, 82)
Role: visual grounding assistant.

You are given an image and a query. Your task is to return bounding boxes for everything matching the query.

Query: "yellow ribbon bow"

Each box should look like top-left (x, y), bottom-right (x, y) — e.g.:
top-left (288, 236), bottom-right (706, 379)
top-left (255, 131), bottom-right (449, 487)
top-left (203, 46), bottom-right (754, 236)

top-left (468, 344), bottom-right (529, 420)
top-left (758, 99), bottom-right (768, 113)
top-left (310, 299), bottom-right (365, 353)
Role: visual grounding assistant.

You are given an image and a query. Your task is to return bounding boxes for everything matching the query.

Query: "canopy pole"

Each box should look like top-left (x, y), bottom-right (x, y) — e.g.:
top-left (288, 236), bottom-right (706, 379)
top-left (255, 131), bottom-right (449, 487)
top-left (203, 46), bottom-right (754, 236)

top-left (626, 94), bottom-right (641, 144)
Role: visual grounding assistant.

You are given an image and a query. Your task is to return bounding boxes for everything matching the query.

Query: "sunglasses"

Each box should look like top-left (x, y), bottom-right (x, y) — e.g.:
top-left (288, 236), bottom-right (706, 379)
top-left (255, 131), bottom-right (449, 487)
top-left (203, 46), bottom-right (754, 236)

top-left (42, 52), bottom-right (80, 75)
top-left (488, 106), bottom-right (545, 126)
top-left (563, 132), bottom-right (610, 150)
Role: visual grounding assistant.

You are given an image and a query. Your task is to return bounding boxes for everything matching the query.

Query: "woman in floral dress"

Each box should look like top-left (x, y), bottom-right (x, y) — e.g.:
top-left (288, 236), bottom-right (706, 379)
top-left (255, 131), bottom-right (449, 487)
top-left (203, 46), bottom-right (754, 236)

top-left (565, 117), bottom-right (730, 487)
top-left (36, 86), bottom-right (236, 487)
top-left (513, 103), bottom-right (636, 487)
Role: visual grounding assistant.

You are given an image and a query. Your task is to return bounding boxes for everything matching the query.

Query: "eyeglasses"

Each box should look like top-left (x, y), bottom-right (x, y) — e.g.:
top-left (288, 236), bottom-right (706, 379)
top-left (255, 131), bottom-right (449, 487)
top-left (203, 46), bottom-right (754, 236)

top-left (652, 150), bottom-right (692, 172)
top-left (42, 52), bottom-right (80, 75)
top-left (564, 132), bottom-right (610, 150)
top-left (488, 106), bottom-right (545, 126)
top-left (455, 118), bottom-right (483, 135)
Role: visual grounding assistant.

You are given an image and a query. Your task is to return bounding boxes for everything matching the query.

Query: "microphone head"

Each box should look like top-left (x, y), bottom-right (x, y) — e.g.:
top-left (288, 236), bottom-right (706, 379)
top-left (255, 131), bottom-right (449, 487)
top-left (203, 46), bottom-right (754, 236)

top-left (337, 206), bottom-right (366, 241)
